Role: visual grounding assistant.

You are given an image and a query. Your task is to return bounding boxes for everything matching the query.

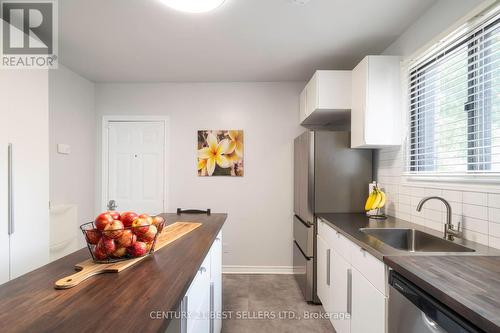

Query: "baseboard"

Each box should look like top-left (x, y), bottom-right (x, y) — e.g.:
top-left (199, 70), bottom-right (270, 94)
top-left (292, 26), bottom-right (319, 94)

top-left (222, 265), bottom-right (294, 274)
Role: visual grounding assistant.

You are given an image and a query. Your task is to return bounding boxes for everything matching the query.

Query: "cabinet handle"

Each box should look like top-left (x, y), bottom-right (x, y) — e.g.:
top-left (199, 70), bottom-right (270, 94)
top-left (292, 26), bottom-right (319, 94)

top-left (8, 143), bottom-right (13, 235)
top-left (210, 282), bottom-right (214, 333)
top-left (326, 249), bottom-right (331, 286)
top-left (181, 295), bottom-right (188, 333)
top-left (347, 268), bottom-right (352, 316)
top-left (200, 266), bottom-right (207, 274)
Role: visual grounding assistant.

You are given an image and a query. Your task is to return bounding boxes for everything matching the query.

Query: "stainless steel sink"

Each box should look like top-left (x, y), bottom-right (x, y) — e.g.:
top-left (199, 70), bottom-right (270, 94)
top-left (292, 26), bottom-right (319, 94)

top-left (360, 228), bottom-right (475, 252)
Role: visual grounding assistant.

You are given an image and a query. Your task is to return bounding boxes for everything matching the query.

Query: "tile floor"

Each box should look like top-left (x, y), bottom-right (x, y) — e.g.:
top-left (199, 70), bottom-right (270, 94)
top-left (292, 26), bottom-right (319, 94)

top-left (222, 274), bottom-right (335, 333)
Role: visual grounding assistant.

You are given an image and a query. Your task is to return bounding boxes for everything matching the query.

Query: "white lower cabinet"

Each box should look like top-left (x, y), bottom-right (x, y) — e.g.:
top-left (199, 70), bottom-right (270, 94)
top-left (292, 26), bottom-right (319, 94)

top-left (316, 234), bottom-right (331, 312)
top-left (351, 268), bottom-right (386, 333)
top-left (186, 253), bottom-right (211, 333)
top-left (331, 250), bottom-right (351, 333)
top-left (167, 231), bottom-right (222, 333)
top-left (318, 220), bottom-right (387, 333)
top-left (210, 233), bottom-right (223, 333)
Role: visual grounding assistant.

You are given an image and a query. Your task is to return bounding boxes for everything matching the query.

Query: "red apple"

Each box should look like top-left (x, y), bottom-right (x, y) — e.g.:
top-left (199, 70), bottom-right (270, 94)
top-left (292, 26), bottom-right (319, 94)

top-left (152, 216), bottom-right (165, 230)
top-left (103, 220), bottom-right (124, 239)
top-left (127, 241), bottom-right (148, 257)
top-left (85, 229), bottom-right (101, 245)
top-left (108, 210), bottom-right (120, 220)
top-left (97, 237), bottom-right (116, 255)
top-left (94, 246), bottom-right (107, 260)
top-left (111, 247), bottom-right (127, 258)
top-left (120, 211), bottom-right (138, 227)
top-left (139, 213), bottom-right (154, 225)
top-left (116, 229), bottom-right (136, 248)
top-left (131, 217), bottom-right (149, 234)
top-left (95, 212), bottom-right (114, 231)
top-left (139, 225), bottom-right (158, 242)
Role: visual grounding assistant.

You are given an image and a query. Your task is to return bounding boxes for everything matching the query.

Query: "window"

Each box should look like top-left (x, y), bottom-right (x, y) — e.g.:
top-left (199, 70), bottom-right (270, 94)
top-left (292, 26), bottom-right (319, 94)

top-left (407, 10), bottom-right (500, 176)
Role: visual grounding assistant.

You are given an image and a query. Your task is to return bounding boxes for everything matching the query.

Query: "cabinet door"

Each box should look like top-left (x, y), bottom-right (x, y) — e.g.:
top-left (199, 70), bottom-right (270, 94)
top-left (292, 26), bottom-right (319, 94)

top-left (211, 232), bottom-right (222, 333)
top-left (187, 255), bottom-right (211, 333)
top-left (351, 56), bottom-right (401, 148)
top-left (305, 77), bottom-right (317, 118)
top-left (299, 87), bottom-right (307, 123)
top-left (316, 235), bottom-right (331, 312)
top-left (331, 250), bottom-right (351, 333)
top-left (4, 69), bottom-right (49, 279)
top-left (351, 268), bottom-right (386, 333)
top-left (0, 72), bottom-right (10, 284)
top-left (351, 57), bottom-right (367, 148)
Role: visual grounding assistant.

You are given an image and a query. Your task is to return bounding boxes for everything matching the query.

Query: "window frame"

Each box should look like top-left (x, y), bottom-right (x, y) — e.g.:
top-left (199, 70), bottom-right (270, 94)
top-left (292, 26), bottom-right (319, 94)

top-left (405, 15), bottom-right (500, 178)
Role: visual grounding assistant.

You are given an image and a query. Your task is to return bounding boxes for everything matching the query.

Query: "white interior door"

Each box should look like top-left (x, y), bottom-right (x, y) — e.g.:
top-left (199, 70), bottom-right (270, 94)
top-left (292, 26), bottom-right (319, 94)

top-left (107, 121), bottom-right (165, 215)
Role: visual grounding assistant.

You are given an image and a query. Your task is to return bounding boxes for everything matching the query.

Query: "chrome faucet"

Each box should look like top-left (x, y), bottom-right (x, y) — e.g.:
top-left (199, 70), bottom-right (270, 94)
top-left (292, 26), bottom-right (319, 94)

top-left (416, 196), bottom-right (462, 241)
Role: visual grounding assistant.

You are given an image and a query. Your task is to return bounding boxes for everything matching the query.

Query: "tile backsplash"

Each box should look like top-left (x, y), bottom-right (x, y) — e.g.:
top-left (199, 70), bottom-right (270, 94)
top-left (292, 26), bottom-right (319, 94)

top-left (375, 146), bottom-right (500, 250)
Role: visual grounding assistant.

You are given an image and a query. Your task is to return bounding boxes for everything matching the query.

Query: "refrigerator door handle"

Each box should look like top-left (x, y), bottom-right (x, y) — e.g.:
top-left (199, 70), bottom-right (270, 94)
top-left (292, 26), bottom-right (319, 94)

top-left (347, 268), bottom-right (352, 315)
top-left (8, 143), bottom-right (13, 235)
top-left (326, 249), bottom-right (331, 286)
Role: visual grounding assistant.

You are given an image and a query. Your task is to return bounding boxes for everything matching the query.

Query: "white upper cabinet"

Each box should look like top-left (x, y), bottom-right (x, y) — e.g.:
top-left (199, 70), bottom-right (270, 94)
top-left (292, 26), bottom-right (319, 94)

top-left (299, 70), bottom-right (352, 125)
top-left (351, 56), bottom-right (402, 148)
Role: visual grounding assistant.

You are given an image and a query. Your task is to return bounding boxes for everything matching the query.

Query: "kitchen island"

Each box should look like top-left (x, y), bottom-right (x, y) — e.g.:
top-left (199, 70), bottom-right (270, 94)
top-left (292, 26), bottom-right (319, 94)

top-left (0, 212), bottom-right (226, 333)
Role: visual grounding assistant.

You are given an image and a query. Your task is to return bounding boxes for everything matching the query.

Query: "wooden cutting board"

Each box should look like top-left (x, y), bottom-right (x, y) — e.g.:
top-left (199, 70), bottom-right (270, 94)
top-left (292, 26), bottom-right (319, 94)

top-left (54, 222), bottom-right (202, 289)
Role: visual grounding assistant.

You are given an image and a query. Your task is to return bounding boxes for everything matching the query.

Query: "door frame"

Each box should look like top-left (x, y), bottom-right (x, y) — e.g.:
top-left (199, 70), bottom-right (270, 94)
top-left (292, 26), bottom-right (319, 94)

top-left (101, 115), bottom-right (170, 213)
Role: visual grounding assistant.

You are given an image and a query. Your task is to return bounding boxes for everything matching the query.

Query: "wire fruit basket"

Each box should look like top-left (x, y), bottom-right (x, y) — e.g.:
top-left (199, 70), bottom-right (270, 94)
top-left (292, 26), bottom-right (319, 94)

top-left (80, 213), bottom-right (165, 264)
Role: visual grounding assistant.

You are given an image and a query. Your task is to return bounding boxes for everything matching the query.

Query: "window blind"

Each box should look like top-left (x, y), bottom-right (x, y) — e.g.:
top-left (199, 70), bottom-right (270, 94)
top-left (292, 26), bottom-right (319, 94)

top-left (406, 10), bottom-right (500, 176)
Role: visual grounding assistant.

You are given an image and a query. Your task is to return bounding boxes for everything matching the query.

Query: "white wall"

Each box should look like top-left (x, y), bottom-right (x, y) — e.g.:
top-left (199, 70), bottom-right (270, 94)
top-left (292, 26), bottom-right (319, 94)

top-left (95, 82), bottom-right (303, 269)
top-left (49, 64), bottom-right (96, 248)
top-left (383, 0), bottom-right (486, 56)
top-left (376, 0), bottom-right (500, 249)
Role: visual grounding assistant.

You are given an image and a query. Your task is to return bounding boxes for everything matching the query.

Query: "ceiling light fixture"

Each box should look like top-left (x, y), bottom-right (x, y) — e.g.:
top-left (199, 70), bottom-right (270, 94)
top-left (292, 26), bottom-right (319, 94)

top-left (160, 0), bottom-right (225, 13)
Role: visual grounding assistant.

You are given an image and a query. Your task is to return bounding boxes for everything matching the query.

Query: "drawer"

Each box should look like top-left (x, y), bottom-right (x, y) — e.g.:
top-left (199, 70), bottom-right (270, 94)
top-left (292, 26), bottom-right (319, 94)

top-left (331, 231), bottom-right (354, 263)
top-left (186, 254), bottom-right (211, 314)
top-left (317, 218), bottom-right (334, 240)
top-left (350, 244), bottom-right (387, 296)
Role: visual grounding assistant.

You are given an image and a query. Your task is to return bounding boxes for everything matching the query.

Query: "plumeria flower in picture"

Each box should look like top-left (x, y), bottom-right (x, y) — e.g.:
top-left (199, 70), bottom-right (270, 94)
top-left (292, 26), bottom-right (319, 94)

top-left (197, 130), bottom-right (244, 177)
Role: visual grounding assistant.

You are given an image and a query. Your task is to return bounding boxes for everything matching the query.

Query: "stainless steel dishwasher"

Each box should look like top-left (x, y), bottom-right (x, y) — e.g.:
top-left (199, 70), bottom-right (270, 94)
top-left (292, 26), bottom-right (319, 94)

top-left (388, 270), bottom-right (481, 333)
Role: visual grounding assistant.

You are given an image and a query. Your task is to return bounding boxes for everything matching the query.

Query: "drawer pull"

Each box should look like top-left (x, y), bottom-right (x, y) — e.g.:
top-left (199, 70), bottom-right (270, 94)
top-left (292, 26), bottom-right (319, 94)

top-left (200, 266), bottom-right (207, 273)
top-left (181, 295), bottom-right (188, 333)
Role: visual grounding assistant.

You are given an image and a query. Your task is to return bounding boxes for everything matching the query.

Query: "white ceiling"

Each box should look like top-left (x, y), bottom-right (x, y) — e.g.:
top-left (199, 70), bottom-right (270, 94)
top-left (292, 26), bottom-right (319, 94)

top-left (59, 0), bottom-right (436, 82)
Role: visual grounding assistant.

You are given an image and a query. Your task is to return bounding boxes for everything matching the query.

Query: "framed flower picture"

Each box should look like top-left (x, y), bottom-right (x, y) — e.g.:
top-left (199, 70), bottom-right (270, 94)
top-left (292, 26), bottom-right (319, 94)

top-left (197, 130), bottom-right (244, 177)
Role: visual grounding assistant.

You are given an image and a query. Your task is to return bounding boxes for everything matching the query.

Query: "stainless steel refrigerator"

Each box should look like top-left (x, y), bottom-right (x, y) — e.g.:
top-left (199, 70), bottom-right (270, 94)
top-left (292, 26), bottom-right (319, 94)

top-left (293, 131), bottom-right (372, 303)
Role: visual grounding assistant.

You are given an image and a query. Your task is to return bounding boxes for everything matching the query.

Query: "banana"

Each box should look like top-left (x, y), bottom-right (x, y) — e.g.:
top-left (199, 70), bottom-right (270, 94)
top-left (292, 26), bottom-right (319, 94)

top-left (376, 191), bottom-right (386, 209)
top-left (364, 190), bottom-right (377, 211)
top-left (371, 190), bottom-right (382, 210)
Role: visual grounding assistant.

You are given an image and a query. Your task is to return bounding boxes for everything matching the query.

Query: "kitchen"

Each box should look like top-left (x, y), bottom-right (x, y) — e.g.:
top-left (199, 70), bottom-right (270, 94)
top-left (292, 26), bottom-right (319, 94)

top-left (1, 0), bottom-right (500, 332)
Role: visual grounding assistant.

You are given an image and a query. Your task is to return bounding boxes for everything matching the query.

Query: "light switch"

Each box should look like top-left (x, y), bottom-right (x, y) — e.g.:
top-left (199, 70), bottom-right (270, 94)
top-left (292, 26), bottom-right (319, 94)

top-left (57, 143), bottom-right (71, 155)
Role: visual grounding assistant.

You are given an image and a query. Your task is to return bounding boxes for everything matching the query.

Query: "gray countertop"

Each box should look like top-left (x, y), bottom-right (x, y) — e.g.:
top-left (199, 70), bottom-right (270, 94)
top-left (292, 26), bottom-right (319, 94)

top-left (318, 213), bottom-right (500, 332)
top-left (317, 213), bottom-right (500, 260)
